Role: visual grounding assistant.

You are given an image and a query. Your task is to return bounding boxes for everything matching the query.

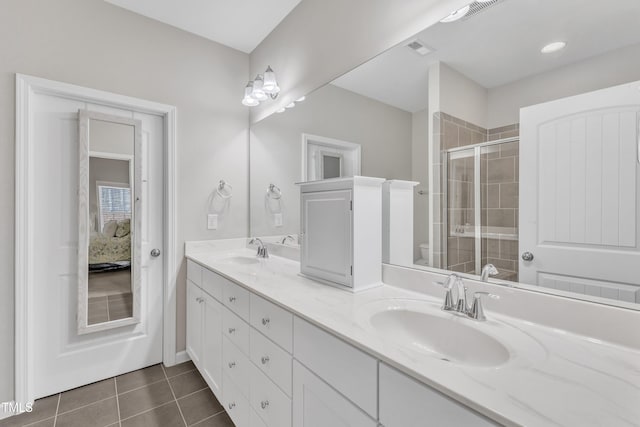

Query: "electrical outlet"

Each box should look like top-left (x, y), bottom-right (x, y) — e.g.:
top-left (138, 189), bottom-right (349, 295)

top-left (274, 213), bottom-right (283, 227)
top-left (207, 214), bottom-right (218, 230)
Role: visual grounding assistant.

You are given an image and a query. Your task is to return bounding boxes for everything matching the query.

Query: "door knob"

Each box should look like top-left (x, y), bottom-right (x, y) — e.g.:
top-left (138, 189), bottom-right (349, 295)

top-left (150, 248), bottom-right (161, 257)
top-left (521, 251), bottom-right (534, 261)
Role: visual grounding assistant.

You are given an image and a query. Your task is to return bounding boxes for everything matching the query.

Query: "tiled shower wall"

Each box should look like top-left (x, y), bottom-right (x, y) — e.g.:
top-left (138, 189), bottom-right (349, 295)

top-left (432, 112), bottom-right (520, 280)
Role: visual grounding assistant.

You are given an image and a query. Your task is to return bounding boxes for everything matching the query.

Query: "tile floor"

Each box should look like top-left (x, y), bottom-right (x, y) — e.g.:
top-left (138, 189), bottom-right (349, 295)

top-left (0, 361), bottom-right (234, 427)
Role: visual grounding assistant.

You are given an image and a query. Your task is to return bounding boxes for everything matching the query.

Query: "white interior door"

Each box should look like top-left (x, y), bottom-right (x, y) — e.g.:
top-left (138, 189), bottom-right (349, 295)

top-left (32, 92), bottom-right (164, 398)
top-left (520, 81), bottom-right (640, 303)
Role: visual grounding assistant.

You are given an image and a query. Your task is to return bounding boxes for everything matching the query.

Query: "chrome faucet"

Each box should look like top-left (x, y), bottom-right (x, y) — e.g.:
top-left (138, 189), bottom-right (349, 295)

top-left (281, 235), bottom-right (296, 245)
top-left (480, 264), bottom-right (499, 282)
top-left (434, 273), bottom-right (499, 321)
top-left (249, 237), bottom-right (269, 258)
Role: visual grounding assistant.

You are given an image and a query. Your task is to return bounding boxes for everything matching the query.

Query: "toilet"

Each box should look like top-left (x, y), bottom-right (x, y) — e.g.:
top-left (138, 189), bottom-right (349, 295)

top-left (419, 243), bottom-right (429, 265)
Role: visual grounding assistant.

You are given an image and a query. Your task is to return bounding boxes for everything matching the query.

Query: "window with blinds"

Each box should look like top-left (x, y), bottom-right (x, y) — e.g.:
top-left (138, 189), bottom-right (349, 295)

top-left (98, 184), bottom-right (132, 232)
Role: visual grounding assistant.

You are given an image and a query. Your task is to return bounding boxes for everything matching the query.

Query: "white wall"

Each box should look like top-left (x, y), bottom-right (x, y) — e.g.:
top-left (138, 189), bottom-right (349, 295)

top-left (439, 63), bottom-right (488, 129)
top-left (0, 0), bottom-right (249, 404)
top-left (250, 83), bottom-right (412, 237)
top-left (487, 43), bottom-right (640, 128)
top-left (248, 0), bottom-right (471, 122)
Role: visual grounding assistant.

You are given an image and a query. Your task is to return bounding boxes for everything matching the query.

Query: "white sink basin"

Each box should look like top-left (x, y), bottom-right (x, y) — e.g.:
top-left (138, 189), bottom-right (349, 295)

top-left (222, 256), bottom-right (260, 265)
top-left (358, 298), bottom-right (546, 369)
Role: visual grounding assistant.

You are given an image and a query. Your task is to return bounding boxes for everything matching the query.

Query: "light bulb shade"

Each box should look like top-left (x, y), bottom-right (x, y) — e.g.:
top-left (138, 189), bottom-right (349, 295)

top-left (251, 75), bottom-right (268, 101)
top-left (242, 81), bottom-right (259, 106)
top-left (263, 66), bottom-right (280, 95)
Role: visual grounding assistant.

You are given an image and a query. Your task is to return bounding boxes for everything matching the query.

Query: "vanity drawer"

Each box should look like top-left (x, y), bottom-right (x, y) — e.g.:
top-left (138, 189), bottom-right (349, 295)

top-left (202, 267), bottom-right (224, 302)
top-left (250, 328), bottom-right (292, 397)
top-left (223, 307), bottom-right (250, 356)
top-left (293, 316), bottom-right (377, 418)
top-left (250, 294), bottom-right (293, 353)
top-left (223, 279), bottom-right (250, 321)
top-left (379, 363), bottom-right (498, 426)
top-left (250, 407), bottom-right (268, 427)
top-left (223, 336), bottom-right (250, 397)
top-left (223, 373), bottom-right (250, 427)
top-left (186, 260), bottom-right (202, 286)
top-left (250, 363), bottom-right (292, 427)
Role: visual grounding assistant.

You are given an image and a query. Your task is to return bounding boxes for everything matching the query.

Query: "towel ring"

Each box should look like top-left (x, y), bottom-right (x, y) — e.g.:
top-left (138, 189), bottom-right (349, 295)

top-left (266, 183), bottom-right (282, 200)
top-left (216, 180), bottom-right (233, 199)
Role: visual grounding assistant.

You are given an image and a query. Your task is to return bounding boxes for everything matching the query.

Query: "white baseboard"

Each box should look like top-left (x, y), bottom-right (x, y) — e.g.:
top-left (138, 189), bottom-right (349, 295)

top-left (174, 350), bottom-right (191, 365)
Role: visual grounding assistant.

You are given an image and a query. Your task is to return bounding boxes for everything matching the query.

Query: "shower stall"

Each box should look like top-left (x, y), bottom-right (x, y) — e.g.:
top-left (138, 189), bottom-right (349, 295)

top-left (443, 137), bottom-right (519, 281)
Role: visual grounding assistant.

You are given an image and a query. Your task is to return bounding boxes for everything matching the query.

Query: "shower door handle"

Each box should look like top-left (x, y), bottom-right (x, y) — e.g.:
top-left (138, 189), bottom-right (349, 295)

top-left (521, 251), bottom-right (534, 262)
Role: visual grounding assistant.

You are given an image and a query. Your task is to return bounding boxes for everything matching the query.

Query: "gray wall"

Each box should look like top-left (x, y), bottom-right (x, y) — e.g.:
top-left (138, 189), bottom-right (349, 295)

top-left (0, 0), bottom-right (249, 403)
top-left (250, 84), bottom-right (412, 237)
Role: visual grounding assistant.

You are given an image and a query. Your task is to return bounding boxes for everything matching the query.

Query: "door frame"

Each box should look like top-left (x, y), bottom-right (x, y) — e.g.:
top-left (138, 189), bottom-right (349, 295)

top-left (14, 74), bottom-right (179, 406)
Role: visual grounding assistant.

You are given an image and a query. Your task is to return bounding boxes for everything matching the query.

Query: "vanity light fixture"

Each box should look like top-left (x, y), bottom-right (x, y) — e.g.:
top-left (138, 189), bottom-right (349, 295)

top-left (440, 4), bottom-right (470, 23)
top-left (296, 96), bottom-right (306, 102)
top-left (285, 102), bottom-right (296, 108)
top-left (276, 108), bottom-right (286, 113)
top-left (541, 41), bottom-right (567, 54)
top-left (242, 65), bottom-right (280, 106)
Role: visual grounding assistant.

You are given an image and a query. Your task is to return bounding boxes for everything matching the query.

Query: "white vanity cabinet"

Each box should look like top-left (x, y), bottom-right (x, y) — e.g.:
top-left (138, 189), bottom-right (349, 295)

top-left (186, 260), bottom-right (501, 427)
top-left (379, 364), bottom-right (500, 427)
top-left (298, 176), bottom-right (386, 291)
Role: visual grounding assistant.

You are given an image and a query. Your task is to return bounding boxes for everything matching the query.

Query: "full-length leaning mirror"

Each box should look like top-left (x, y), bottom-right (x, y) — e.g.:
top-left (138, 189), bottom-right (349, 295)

top-left (250, 0), bottom-right (640, 309)
top-left (77, 110), bottom-right (142, 333)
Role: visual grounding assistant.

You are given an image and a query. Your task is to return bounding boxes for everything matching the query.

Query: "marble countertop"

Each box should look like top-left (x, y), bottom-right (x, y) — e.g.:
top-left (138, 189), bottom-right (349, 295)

top-left (186, 247), bottom-right (640, 427)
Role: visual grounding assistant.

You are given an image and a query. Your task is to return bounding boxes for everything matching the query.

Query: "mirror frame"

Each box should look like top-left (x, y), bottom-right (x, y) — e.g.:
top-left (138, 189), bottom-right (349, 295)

top-left (77, 109), bottom-right (142, 334)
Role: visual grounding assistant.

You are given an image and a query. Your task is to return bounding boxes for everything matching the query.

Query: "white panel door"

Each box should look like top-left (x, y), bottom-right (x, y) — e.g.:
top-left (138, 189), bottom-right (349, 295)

top-left (301, 190), bottom-right (353, 287)
top-left (520, 80), bottom-right (640, 303)
top-left (32, 93), bottom-right (164, 398)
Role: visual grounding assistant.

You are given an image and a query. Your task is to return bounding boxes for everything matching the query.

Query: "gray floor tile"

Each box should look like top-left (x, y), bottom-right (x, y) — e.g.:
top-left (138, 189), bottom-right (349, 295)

top-left (0, 394), bottom-right (59, 427)
top-left (163, 361), bottom-right (196, 378)
top-left (168, 370), bottom-right (207, 399)
top-left (118, 380), bottom-right (174, 419)
top-left (191, 412), bottom-right (233, 427)
top-left (177, 389), bottom-right (222, 426)
top-left (22, 417), bottom-right (55, 427)
top-left (58, 379), bottom-right (115, 414)
top-left (116, 365), bottom-right (165, 394)
top-left (121, 402), bottom-right (185, 427)
top-left (55, 397), bottom-right (118, 427)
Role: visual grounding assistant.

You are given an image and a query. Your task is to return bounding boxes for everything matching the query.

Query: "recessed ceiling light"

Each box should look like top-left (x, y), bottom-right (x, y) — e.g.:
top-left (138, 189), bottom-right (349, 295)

top-left (541, 41), bottom-right (567, 54)
top-left (440, 5), bottom-right (470, 23)
top-left (296, 96), bottom-right (306, 102)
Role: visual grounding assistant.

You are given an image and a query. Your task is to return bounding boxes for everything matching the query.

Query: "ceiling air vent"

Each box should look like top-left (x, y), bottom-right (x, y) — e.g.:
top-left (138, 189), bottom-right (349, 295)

top-left (463, 0), bottom-right (502, 20)
top-left (406, 39), bottom-right (433, 56)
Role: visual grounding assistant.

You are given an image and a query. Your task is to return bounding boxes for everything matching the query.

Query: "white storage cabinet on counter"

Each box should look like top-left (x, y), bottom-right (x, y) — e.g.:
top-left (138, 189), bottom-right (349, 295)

top-left (186, 259), bottom-right (499, 427)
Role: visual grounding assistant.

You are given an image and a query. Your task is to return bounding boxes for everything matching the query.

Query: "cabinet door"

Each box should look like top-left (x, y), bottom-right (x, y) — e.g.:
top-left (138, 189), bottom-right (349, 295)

top-left (379, 364), bottom-right (499, 427)
top-left (186, 280), bottom-right (203, 367)
top-left (301, 189), bottom-right (353, 287)
top-left (293, 361), bottom-right (376, 427)
top-left (202, 292), bottom-right (223, 399)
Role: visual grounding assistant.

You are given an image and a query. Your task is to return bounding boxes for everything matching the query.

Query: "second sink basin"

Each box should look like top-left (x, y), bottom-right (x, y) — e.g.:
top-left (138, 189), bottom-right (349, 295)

top-left (358, 298), bottom-right (546, 369)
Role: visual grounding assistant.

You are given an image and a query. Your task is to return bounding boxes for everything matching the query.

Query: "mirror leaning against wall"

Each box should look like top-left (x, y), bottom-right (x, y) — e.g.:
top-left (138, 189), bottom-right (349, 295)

top-left (77, 110), bottom-right (142, 333)
top-left (250, 0), bottom-right (640, 310)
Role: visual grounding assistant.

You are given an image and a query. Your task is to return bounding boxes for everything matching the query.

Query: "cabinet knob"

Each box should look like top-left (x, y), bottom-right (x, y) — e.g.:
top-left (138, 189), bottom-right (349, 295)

top-left (261, 400), bottom-right (270, 409)
top-left (228, 328), bottom-right (235, 334)
top-left (261, 356), bottom-right (270, 365)
top-left (228, 402), bottom-right (236, 410)
top-left (261, 317), bottom-right (270, 326)
top-left (228, 361), bottom-right (236, 369)
top-left (228, 296), bottom-right (237, 303)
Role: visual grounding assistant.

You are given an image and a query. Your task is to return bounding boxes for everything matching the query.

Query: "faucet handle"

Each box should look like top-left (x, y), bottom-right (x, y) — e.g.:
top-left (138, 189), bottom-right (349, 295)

top-left (468, 292), bottom-right (500, 321)
top-left (433, 280), bottom-right (455, 311)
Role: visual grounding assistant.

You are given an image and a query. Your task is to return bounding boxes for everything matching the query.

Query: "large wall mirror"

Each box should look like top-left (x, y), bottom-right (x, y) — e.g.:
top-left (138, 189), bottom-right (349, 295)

top-left (77, 110), bottom-right (142, 333)
top-left (250, 0), bottom-right (640, 310)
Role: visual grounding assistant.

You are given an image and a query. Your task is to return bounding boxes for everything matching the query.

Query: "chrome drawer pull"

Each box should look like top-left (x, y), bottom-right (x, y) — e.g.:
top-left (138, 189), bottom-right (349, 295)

top-left (228, 327), bottom-right (236, 334)
top-left (228, 402), bottom-right (236, 410)
top-left (228, 361), bottom-right (236, 368)
top-left (228, 296), bottom-right (237, 303)
top-left (261, 317), bottom-right (270, 326)
top-left (261, 400), bottom-right (269, 409)
top-left (261, 356), bottom-right (270, 365)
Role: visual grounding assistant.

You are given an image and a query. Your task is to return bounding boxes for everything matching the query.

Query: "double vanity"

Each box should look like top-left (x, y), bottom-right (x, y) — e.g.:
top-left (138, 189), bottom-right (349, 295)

top-left (185, 240), bottom-right (640, 427)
